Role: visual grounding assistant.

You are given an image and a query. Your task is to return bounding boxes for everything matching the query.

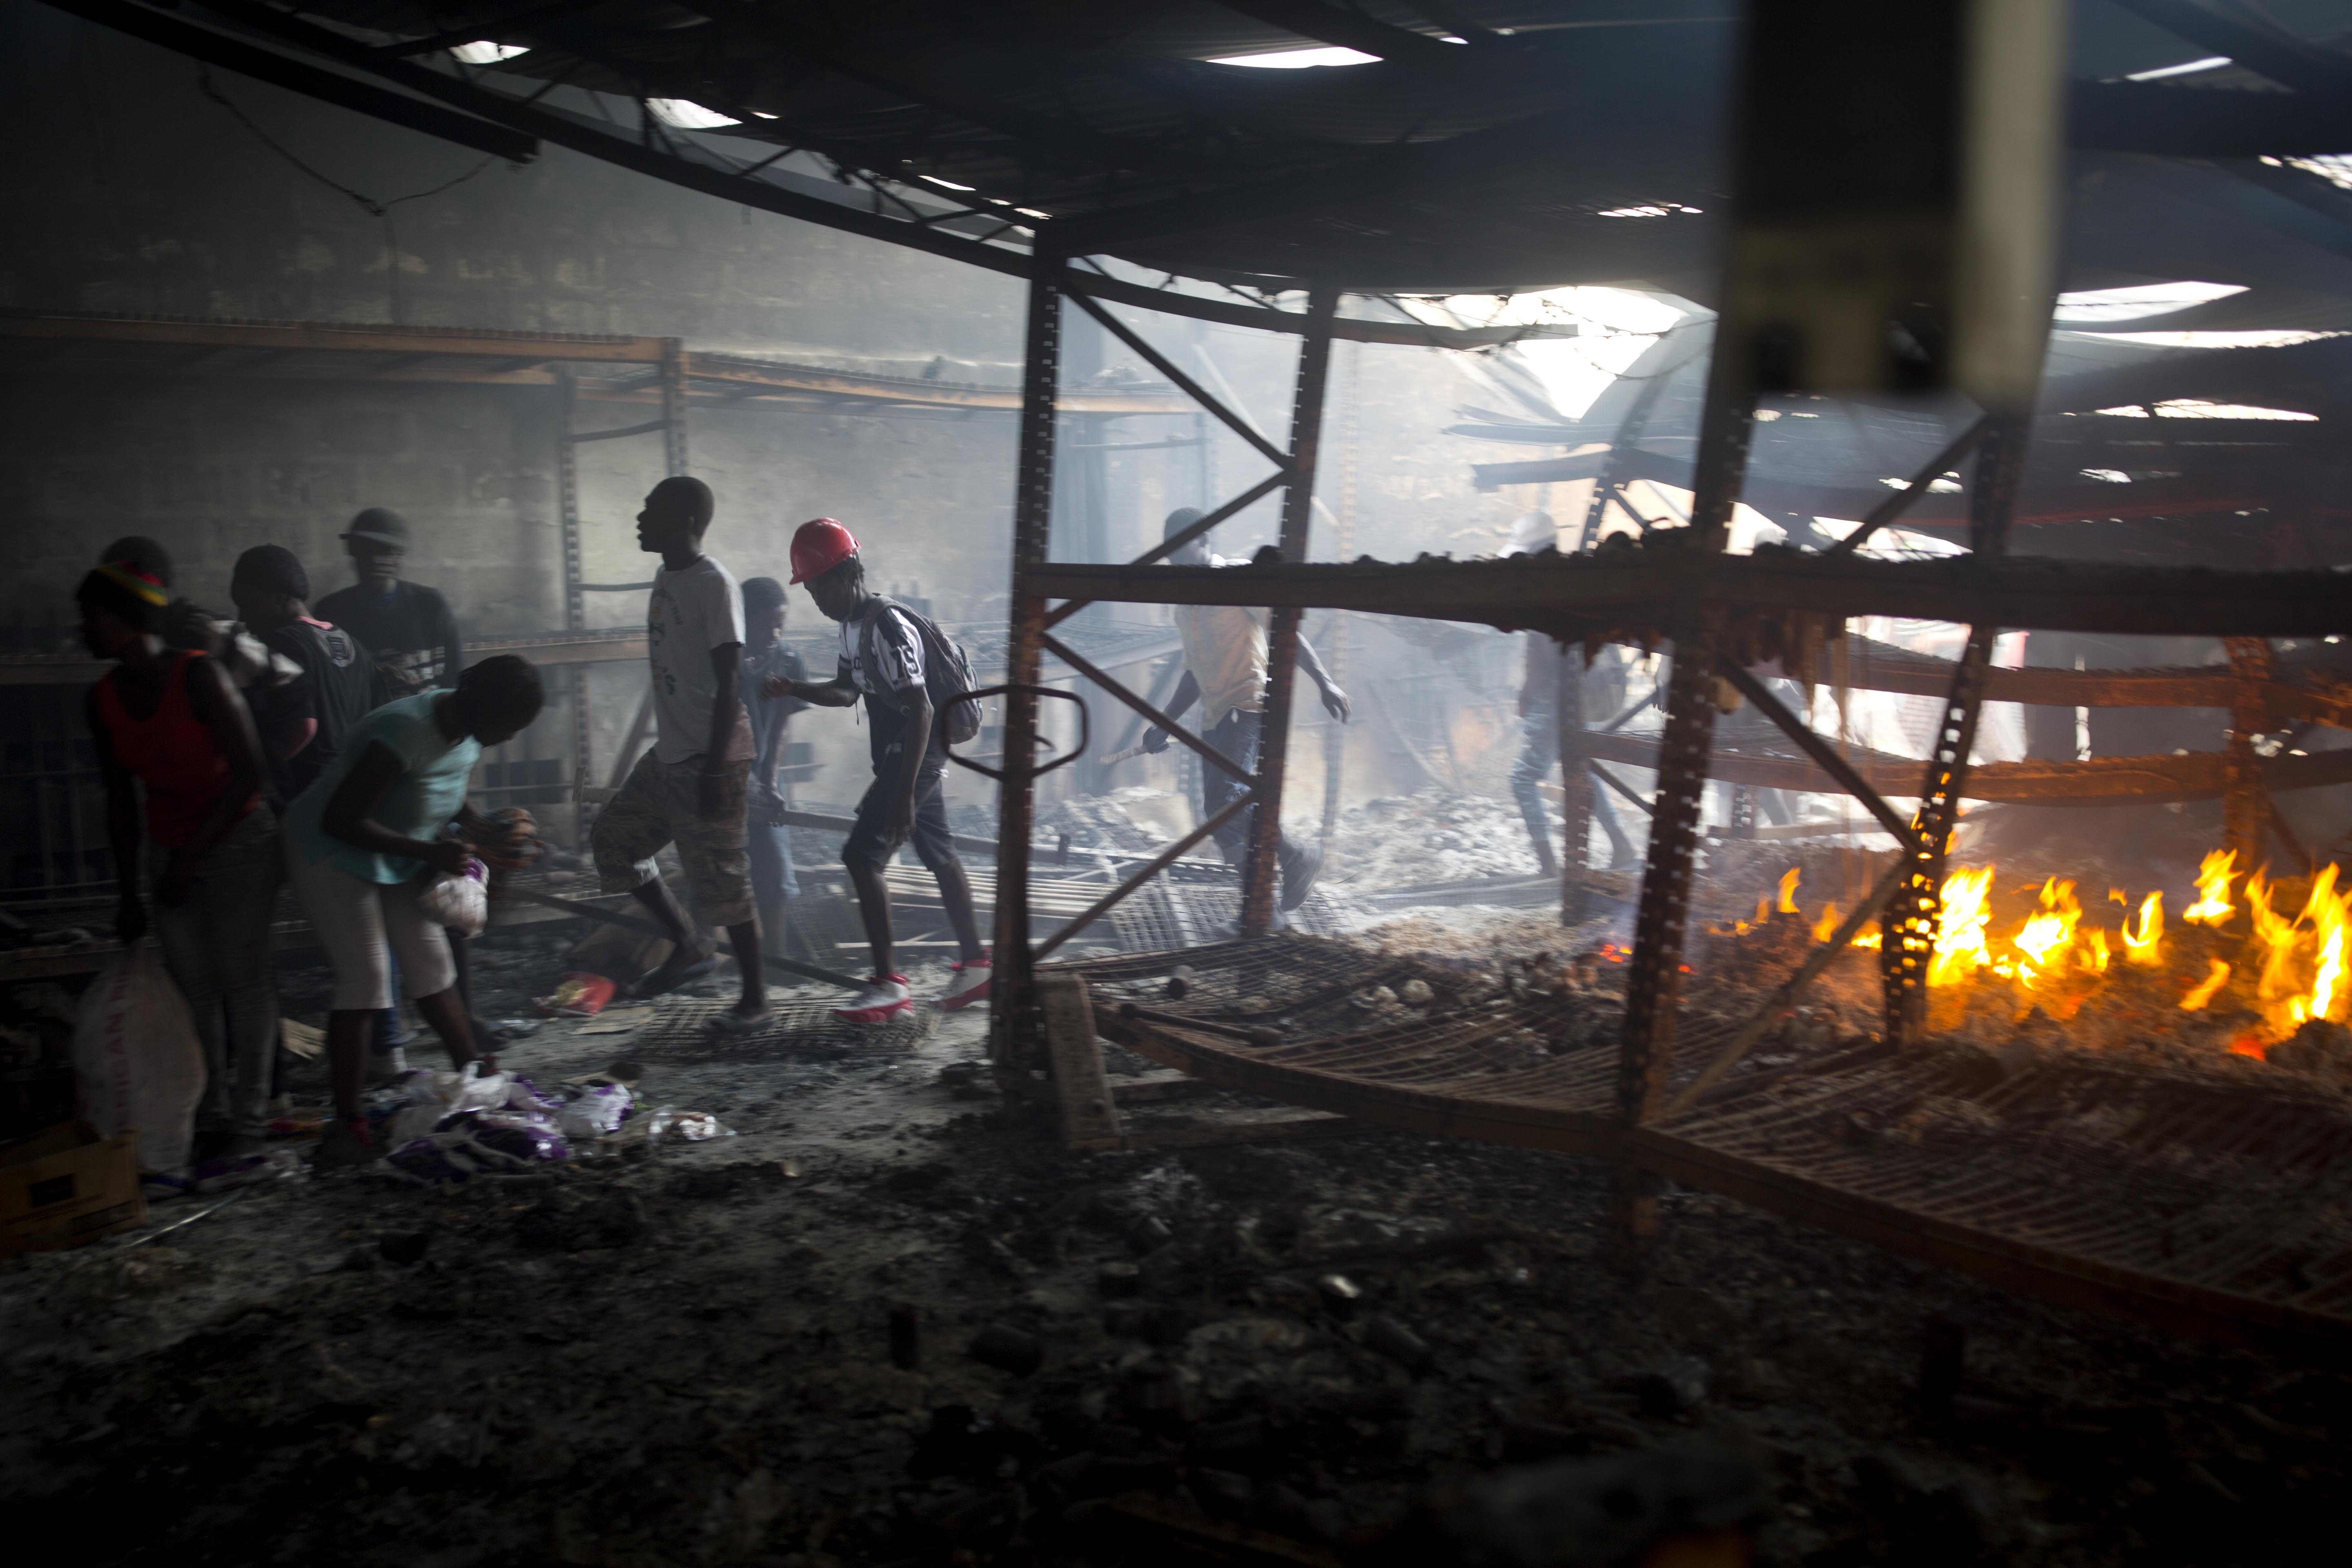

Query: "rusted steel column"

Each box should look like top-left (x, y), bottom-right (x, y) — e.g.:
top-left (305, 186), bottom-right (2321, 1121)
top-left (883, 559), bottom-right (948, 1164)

top-left (1611, 342), bottom-right (1751, 1244)
top-left (988, 263), bottom-right (1062, 1080)
top-left (659, 336), bottom-right (688, 477)
top-left (1556, 640), bottom-right (1591, 922)
top-left (1240, 283), bottom-right (1338, 935)
top-left (1618, 630), bottom-right (1724, 1120)
top-left (1614, 627), bottom-right (1724, 1239)
top-left (1882, 415), bottom-right (2028, 1043)
top-left (2222, 636), bottom-right (2277, 867)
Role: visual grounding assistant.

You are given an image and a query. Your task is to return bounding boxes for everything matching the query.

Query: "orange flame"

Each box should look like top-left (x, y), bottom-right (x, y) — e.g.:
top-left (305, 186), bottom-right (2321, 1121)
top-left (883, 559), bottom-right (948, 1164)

top-left (2183, 849), bottom-right (2239, 926)
top-left (2180, 958), bottom-right (2231, 1011)
top-left (2121, 892), bottom-right (2163, 967)
top-left (1926, 866), bottom-right (1995, 987)
top-left (2078, 928), bottom-right (2111, 976)
top-left (2009, 877), bottom-right (2082, 989)
top-left (1812, 903), bottom-right (1841, 942)
top-left (1777, 867), bottom-right (1801, 915)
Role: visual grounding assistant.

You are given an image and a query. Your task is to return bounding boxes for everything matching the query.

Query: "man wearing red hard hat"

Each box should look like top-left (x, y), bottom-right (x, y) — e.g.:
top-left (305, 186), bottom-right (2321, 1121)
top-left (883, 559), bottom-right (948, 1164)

top-left (761, 519), bottom-right (988, 1022)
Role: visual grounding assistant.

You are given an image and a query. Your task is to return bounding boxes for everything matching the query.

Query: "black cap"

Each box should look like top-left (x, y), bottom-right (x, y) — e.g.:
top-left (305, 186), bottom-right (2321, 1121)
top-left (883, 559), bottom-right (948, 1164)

top-left (343, 507), bottom-right (411, 550)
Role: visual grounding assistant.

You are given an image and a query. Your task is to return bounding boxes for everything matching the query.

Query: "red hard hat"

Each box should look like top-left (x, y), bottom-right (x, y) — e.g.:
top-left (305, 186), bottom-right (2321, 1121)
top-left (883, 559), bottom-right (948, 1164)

top-left (788, 517), bottom-right (860, 585)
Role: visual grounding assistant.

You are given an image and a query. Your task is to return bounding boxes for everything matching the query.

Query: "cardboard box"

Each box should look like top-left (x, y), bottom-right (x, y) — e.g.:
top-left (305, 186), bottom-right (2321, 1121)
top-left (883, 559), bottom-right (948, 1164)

top-left (0, 1119), bottom-right (146, 1259)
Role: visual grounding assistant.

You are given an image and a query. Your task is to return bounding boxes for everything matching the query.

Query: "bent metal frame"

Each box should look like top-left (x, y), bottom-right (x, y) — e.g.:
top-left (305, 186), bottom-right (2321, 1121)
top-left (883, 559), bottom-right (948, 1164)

top-left (975, 255), bottom-right (2352, 1186)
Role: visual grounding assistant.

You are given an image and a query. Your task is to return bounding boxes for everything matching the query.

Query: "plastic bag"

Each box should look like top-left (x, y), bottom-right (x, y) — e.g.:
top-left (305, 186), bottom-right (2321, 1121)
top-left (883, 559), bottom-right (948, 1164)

top-left (415, 857), bottom-right (489, 937)
top-left (384, 1116), bottom-right (536, 1185)
top-left (643, 1106), bottom-right (736, 1142)
top-left (557, 1082), bottom-right (634, 1140)
top-left (387, 1061), bottom-right (514, 1145)
top-left (71, 943), bottom-right (206, 1172)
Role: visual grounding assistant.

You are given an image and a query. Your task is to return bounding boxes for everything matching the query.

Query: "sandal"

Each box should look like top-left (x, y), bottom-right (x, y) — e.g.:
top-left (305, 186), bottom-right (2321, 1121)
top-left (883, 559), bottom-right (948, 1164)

top-left (704, 1009), bottom-right (773, 1037)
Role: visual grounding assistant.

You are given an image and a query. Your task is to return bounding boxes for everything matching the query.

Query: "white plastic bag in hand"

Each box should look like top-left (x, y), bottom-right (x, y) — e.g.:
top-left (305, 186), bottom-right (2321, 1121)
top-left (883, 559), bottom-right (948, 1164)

top-left (415, 858), bottom-right (489, 936)
top-left (71, 944), bottom-right (206, 1172)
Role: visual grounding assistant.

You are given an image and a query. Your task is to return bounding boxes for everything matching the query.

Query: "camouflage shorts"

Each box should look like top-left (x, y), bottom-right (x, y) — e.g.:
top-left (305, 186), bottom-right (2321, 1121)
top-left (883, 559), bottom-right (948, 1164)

top-left (591, 751), bottom-right (754, 927)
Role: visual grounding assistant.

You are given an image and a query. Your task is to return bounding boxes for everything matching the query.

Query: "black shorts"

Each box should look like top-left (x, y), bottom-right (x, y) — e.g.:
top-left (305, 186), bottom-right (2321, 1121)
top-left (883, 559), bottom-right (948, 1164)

top-left (843, 751), bottom-right (956, 871)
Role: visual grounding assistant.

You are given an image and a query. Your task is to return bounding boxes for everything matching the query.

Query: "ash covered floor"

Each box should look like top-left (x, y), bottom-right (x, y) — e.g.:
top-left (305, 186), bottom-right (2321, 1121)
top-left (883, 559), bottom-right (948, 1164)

top-left (5, 914), bottom-right (2351, 1566)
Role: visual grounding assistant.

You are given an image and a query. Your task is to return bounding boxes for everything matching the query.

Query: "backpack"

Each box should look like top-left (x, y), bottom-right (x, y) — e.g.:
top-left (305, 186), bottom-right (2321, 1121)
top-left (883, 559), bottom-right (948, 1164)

top-left (860, 597), bottom-right (982, 744)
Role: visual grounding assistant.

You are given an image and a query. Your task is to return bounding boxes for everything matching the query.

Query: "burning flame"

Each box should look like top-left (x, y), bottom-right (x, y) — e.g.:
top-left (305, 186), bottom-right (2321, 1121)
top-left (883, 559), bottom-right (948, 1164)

top-left (2008, 877), bottom-right (2082, 989)
top-left (1760, 849), bottom-right (2352, 1050)
top-left (2183, 849), bottom-right (2239, 926)
top-left (2120, 892), bottom-right (2163, 967)
top-left (2180, 958), bottom-right (2231, 1011)
top-left (1927, 866), bottom-right (1996, 987)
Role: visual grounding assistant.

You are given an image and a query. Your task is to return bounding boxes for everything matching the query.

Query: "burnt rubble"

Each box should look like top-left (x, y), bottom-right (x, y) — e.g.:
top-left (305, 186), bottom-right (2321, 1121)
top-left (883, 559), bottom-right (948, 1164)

top-left (4, 934), bottom-right (2350, 1568)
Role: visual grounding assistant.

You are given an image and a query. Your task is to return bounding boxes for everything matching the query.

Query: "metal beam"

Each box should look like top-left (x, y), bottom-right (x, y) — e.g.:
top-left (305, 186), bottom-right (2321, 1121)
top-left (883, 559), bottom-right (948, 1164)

top-left (1820, 415), bottom-right (1991, 558)
top-left (1659, 856), bottom-right (1909, 1118)
top-left (2222, 635), bottom-right (2278, 866)
top-left (1615, 628), bottom-right (1724, 1241)
top-left (1041, 470), bottom-right (1288, 631)
top-left (1242, 283), bottom-right (1339, 935)
top-left (1883, 414), bottom-right (2031, 1042)
top-left (1212, 0), bottom-right (1472, 69)
top-left (1009, 555), bottom-right (2352, 640)
top-left (1038, 635), bottom-right (1251, 783)
top-left (1715, 663), bottom-right (1915, 844)
top-left (987, 263), bottom-right (1062, 1084)
top-left (2112, 0), bottom-right (2352, 99)
top-left (1033, 794), bottom-right (1256, 960)
top-left (38, 0), bottom-right (538, 162)
top-left (1065, 287), bottom-right (1288, 466)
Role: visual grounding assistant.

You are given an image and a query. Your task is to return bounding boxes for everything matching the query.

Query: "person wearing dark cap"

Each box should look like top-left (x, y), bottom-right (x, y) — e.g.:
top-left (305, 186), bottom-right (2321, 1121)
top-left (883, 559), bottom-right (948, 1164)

top-left (77, 558), bottom-right (279, 1165)
top-left (315, 508), bottom-right (465, 702)
top-left (229, 545), bottom-right (375, 808)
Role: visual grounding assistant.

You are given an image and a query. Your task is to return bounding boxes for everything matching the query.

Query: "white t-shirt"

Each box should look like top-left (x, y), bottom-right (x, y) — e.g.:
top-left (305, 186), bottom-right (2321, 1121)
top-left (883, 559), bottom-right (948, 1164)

top-left (837, 600), bottom-right (927, 698)
top-left (647, 555), bottom-right (753, 764)
top-left (1172, 553), bottom-right (1269, 721)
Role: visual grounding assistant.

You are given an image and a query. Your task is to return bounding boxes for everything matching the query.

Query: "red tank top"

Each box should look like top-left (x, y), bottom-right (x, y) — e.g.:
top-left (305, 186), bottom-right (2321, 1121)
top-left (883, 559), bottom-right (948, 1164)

top-left (94, 652), bottom-right (256, 849)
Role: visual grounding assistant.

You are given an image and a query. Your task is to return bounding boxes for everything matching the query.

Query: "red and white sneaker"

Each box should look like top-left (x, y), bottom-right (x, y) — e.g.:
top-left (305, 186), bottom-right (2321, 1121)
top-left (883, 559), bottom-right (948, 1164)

top-left (938, 956), bottom-right (993, 1011)
top-left (833, 974), bottom-right (912, 1024)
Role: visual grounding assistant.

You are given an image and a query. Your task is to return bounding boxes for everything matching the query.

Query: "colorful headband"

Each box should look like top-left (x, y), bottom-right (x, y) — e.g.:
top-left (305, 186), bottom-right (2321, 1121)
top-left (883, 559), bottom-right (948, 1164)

top-left (94, 561), bottom-right (169, 608)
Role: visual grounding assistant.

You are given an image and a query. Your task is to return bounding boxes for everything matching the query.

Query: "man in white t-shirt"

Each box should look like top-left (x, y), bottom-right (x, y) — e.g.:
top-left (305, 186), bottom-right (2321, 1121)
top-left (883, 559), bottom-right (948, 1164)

top-left (1142, 507), bottom-right (1350, 923)
top-left (760, 519), bottom-right (988, 1023)
top-left (590, 477), bottom-right (768, 1030)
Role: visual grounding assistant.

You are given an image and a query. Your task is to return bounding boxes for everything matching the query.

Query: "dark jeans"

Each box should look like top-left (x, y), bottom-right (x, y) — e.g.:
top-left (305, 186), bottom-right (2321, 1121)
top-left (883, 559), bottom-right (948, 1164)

top-left (1509, 706), bottom-right (1633, 869)
top-left (844, 748), bottom-right (956, 872)
top-left (1199, 709), bottom-right (1315, 885)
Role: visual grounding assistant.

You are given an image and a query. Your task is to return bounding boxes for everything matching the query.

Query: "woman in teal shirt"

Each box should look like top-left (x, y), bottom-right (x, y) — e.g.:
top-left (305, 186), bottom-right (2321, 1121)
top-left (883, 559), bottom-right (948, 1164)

top-left (284, 655), bottom-right (543, 1163)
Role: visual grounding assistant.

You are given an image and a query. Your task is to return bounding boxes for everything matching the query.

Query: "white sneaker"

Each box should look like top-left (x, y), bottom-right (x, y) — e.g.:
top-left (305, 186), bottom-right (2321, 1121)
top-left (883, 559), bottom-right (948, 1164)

top-left (833, 974), bottom-right (913, 1024)
top-left (938, 956), bottom-right (993, 1011)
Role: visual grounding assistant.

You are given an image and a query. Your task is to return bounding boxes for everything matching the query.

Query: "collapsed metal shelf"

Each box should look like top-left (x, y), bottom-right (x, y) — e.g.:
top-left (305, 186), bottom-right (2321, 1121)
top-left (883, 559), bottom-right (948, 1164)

top-left (1061, 935), bottom-right (2352, 1354)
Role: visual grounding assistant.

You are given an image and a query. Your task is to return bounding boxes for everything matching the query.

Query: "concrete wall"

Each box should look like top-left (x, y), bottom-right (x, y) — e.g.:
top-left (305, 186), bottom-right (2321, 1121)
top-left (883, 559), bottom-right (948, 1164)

top-left (0, 9), bottom-right (1550, 864)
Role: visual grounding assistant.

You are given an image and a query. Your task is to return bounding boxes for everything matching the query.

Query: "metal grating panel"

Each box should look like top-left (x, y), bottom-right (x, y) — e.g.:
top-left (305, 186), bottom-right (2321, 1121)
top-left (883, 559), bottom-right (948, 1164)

top-left (1060, 935), bottom-right (2352, 1353)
